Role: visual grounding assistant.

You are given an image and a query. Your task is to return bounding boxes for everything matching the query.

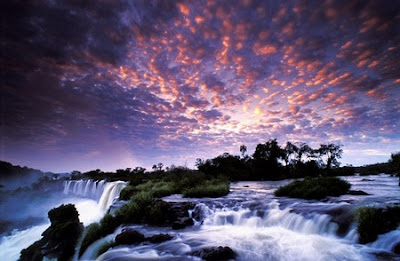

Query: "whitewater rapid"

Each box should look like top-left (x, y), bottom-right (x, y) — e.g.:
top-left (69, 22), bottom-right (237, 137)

top-left (93, 175), bottom-right (399, 261)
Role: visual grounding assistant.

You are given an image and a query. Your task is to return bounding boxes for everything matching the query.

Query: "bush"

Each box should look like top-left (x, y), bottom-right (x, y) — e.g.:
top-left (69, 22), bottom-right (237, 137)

top-left (151, 181), bottom-right (178, 197)
top-left (356, 206), bottom-right (400, 244)
top-left (183, 180), bottom-right (230, 198)
top-left (275, 176), bottom-right (351, 199)
top-left (356, 207), bottom-right (383, 244)
top-left (97, 241), bottom-right (115, 257)
top-left (80, 223), bottom-right (102, 256)
top-left (119, 185), bottom-right (137, 200)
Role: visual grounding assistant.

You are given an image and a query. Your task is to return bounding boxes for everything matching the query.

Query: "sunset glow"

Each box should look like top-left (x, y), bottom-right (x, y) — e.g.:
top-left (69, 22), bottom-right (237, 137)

top-left (2, 0), bottom-right (400, 171)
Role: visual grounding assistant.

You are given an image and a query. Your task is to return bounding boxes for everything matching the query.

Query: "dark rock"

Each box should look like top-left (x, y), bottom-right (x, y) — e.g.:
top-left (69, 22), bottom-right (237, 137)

top-left (361, 179), bottom-right (374, 182)
top-left (20, 204), bottom-right (83, 261)
top-left (192, 246), bottom-right (237, 261)
top-left (172, 217), bottom-right (194, 230)
top-left (191, 205), bottom-right (205, 222)
top-left (393, 242), bottom-right (400, 254)
top-left (325, 205), bottom-right (354, 236)
top-left (347, 190), bottom-right (369, 195)
top-left (115, 229), bottom-right (145, 245)
top-left (147, 233), bottom-right (173, 243)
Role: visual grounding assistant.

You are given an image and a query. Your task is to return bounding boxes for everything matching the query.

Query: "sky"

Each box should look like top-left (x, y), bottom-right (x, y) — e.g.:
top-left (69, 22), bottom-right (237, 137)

top-left (2, 0), bottom-right (400, 172)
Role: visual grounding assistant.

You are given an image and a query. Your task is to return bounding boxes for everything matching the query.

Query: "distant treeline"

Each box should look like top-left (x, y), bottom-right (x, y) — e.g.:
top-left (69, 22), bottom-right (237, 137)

top-left (2, 141), bottom-right (399, 183)
top-left (72, 140), bottom-right (399, 182)
top-left (0, 161), bottom-right (59, 191)
top-left (0, 161), bottom-right (44, 179)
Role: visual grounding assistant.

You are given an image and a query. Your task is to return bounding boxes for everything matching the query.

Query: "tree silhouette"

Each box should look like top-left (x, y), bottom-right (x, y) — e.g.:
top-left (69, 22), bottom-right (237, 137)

top-left (318, 144), bottom-right (343, 173)
top-left (283, 142), bottom-right (298, 167)
top-left (240, 144), bottom-right (247, 158)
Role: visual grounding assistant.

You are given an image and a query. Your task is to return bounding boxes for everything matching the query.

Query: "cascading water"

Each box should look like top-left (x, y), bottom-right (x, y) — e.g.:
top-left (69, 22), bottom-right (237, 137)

top-left (63, 180), bottom-right (107, 201)
top-left (98, 181), bottom-right (128, 211)
top-left (92, 175), bottom-right (399, 261)
top-left (0, 180), bottom-right (127, 261)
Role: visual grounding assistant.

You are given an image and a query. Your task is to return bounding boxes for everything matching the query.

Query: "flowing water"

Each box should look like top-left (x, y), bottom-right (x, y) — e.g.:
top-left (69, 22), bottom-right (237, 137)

top-left (0, 180), bottom-right (127, 261)
top-left (88, 175), bottom-right (399, 261)
top-left (0, 175), bottom-right (399, 261)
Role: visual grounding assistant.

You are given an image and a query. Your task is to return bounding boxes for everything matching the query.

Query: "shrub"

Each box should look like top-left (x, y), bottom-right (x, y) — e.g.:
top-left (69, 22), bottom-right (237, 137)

top-left (80, 223), bottom-right (102, 256)
top-left (356, 206), bottom-right (400, 244)
top-left (274, 176), bottom-right (351, 199)
top-left (356, 207), bottom-right (383, 244)
top-left (151, 181), bottom-right (178, 197)
top-left (147, 200), bottom-right (171, 225)
top-left (183, 180), bottom-right (230, 198)
top-left (119, 185), bottom-right (137, 200)
top-left (96, 241), bottom-right (115, 257)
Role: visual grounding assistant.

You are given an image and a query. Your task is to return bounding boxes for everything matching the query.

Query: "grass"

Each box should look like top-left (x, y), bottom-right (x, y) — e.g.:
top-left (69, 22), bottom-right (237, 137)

top-left (183, 180), bottom-right (230, 198)
top-left (356, 206), bottom-right (400, 244)
top-left (82, 170), bottom-right (231, 256)
top-left (119, 172), bottom-right (230, 200)
top-left (274, 176), bottom-right (351, 199)
top-left (80, 192), bottom-right (167, 256)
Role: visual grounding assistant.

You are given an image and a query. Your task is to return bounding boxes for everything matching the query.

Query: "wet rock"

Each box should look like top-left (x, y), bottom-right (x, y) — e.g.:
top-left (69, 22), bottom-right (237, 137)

top-left (172, 217), bottom-right (194, 230)
top-left (325, 204), bottom-right (354, 236)
top-left (347, 190), bottom-right (369, 195)
top-left (192, 205), bottom-right (205, 222)
top-left (361, 178), bottom-right (374, 182)
top-left (20, 204), bottom-right (83, 261)
top-left (115, 229), bottom-right (145, 245)
top-left (147, 233), bottom-right (173, 243)
top-left (393, 242), bottom-right (400, 254)
top-left (192, 246), bottom-right (237, 261)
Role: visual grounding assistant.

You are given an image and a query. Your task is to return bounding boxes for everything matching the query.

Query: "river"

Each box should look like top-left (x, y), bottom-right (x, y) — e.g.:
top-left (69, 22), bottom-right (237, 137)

top-left (0, 175), bottom-right (399, 260)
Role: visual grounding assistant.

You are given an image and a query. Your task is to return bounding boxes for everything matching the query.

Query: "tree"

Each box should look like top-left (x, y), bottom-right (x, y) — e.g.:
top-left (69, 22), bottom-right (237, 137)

top-left (252, 139), bottom-right (285, 179)
top-left (283, 142), bottom-right (298, 167)
top-left (152, 163), bottom-right (163, 172)
top-left (294, 142), bottom-right (312, 164)
top-left (253, 139), bottom-right (284, 163)
top-left (240, 144), bottom-right (247, 158)
top-left (389, 152), bottom-right (400, 174)
top-left (318, 144), bottom-right (343, 173)
top-left (389, 152), bottom-right (400, 186)
top-left (132, 167), bottom-right (146, 175)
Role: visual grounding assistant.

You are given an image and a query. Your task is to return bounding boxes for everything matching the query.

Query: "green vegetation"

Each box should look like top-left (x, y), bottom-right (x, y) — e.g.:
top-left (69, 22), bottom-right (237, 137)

top-left (79, 191), bottom-right (194, 256)
top-left (196, 140), bottom-right (347, 180)
top-left (118, 168), bottom-right (229, 200)
top-left (183, 180), bottom-right (229, 198)
top-left (274, 176), bottom-right (351, 199)
top-left (356, 206), bottom-right (400, 244)
top-left (97, 241), bottom-right (115, 257)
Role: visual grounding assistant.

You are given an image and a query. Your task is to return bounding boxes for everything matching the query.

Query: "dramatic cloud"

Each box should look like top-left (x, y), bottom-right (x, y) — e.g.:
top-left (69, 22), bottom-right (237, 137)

top-left (1, 0), bottom-right (400, 171)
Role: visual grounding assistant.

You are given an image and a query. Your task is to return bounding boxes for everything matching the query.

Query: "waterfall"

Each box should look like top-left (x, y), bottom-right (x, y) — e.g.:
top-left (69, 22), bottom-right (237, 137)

top-left (63, 180), bottom-right (127, 211)
top-left (98, 181), bottom-right (127, 211)
top-left (63, 180), bottom-right (107, 201)
top-left (201, 199), bottom-right (339, 237)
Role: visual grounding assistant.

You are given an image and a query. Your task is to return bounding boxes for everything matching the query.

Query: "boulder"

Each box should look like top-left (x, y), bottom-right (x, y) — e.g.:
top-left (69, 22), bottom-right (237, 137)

top-left (192, 246), bottom-right (237, 261)
top-left (347, 190), bottom-right (369, 195)
top-left (393, 242), bottom-right (400, 254)
top-left (115, 229), bottom-right (145, 245)
top-left (361, 179), bottom-right (374, 182)
top-left (20, 204), bottom-right (83, 261)
top-left (147, 233), bottom-right (173, 243)
top-left (172, 217), bottom-right (194, 230)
